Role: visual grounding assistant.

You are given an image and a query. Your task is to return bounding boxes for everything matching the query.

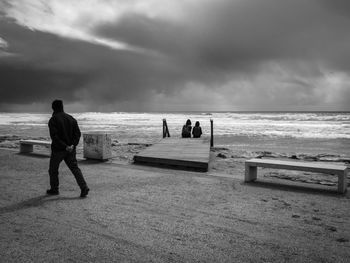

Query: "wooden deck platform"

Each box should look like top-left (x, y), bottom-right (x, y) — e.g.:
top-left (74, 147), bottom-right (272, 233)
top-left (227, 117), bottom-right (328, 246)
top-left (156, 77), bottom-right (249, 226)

top-left (134, 138), bottom-right (210, 171)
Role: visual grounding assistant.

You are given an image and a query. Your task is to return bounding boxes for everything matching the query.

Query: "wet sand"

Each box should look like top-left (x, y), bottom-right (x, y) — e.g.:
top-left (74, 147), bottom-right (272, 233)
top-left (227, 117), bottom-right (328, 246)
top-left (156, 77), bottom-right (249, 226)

top-left (0, 148), bottom-right (349, 262)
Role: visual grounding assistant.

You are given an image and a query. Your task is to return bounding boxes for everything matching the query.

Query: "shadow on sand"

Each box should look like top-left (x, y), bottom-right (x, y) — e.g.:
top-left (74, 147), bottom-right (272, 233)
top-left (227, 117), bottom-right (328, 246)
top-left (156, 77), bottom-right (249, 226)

top-left (78, 159), bottom-right (109, 165)
top-left (245, 180), bottom-right (347, 196)
top-left (0, 195), bottom-right (83, 215)
top-left (16, 152), bottom-right (50, 158)
top-left (133, 161), bottom-right (208, 172)
top-left (17, 152), bottom-right (105, 165)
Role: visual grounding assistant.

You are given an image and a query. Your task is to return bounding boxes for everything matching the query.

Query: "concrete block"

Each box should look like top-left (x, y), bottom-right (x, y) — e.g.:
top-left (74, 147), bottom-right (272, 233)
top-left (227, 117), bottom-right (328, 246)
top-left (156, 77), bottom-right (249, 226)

top-left (245, 163), bottom-right (257, 182)
top-left (20, 143), bottom-right (33, 153)
top-left (83, 132), bottom-right (112, 160)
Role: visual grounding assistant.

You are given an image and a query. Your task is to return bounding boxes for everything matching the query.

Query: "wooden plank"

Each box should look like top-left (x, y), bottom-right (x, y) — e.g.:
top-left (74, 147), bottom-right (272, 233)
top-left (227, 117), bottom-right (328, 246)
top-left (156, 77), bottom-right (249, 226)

top-left (246, 158), bottom-right (347, 175)
top-left (134, 138), bottom-right (210, 171)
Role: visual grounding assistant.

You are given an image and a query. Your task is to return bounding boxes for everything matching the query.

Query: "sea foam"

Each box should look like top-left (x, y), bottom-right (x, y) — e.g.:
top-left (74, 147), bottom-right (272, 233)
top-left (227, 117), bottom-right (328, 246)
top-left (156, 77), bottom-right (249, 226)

top-left (0, 112), bottom-right (349, 140)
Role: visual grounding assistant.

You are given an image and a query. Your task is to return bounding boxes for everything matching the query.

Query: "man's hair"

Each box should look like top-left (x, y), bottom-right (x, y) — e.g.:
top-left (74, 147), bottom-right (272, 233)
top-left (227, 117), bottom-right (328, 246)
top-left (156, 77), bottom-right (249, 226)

top-left (52, 100), bottom-right (64, 112)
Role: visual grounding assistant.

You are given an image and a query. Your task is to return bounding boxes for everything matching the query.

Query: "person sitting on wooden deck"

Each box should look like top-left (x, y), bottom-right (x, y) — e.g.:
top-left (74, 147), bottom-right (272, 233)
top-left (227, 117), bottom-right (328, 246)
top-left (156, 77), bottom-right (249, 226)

top-left (192, 121), bottom-right (202, 138)
top-left (181, 119), bottom-right (192, 138)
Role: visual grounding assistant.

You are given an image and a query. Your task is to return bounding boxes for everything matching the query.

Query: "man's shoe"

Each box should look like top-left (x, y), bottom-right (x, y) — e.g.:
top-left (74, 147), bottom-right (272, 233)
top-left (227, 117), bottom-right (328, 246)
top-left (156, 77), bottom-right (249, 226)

top-left (46, 189), bottom-right (59, 195)
top-left (80, 187), bottom-right (89, 198)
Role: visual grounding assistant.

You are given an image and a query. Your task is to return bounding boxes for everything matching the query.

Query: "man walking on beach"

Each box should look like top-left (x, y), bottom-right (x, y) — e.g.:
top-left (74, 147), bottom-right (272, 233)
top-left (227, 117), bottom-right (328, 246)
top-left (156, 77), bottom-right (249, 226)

top-left (47, 99), bottom-right (89, 197)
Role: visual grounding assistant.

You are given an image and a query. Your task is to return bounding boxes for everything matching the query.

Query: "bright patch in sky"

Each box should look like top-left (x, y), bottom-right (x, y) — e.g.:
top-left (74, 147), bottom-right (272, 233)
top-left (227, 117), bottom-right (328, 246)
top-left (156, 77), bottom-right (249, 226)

top-left (1, 0), bottom-right (195, 50)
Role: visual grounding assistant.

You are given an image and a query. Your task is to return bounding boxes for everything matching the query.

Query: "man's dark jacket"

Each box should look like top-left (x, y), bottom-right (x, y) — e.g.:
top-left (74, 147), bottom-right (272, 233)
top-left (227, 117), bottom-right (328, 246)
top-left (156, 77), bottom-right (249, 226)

top-left (48, 111), bottom-right (81, 152)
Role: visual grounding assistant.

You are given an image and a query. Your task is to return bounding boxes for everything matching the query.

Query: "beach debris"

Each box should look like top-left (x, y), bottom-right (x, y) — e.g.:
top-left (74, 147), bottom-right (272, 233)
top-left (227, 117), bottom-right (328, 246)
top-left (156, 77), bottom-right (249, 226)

top-left (280, 200), bottom-right (291, 207)
top-left (336, 238), bottom-right (349, 243)
top-left (293, 153), bottom-right (350, 163)
top-left (0, 135), bottom-right (22, 142)
top-left (217, 153), bottom-right (227, 158)
top-left (312, 216), bottom-right (321, 221)
top-left (0, 135), bottom-right (23, 149)
top-left (292, 214), bottom-right (300, 218)
top-left (344, 159), bottom-right (350, 164)
top-left (255, 151), bottom-right (274, 158)
top-left (231, 154), bottom-right (243, 158)
top-left (326, 226), bottom-right (337, 232)
top-left (316, 153), bottom-right (342, 162)
top-left (212, 147), bottom-right (229, 151)
top-left (111, 139), bottom-right (119, 146)
top-left (0, 140), bottom-right (18, 148)
top-left (128, 142), bottom-right (152, 146)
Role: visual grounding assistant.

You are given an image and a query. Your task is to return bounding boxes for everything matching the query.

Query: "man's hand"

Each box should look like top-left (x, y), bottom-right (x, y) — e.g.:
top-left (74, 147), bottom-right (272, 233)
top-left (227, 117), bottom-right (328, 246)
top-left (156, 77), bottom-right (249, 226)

top-left (66, 145), bottom-right (74, 152)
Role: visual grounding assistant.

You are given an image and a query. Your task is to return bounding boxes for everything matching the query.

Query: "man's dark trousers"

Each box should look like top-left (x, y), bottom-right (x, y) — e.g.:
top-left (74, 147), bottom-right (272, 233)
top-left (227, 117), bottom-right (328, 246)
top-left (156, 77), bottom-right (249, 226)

top-left (49, 150), bottom-right (87, 191)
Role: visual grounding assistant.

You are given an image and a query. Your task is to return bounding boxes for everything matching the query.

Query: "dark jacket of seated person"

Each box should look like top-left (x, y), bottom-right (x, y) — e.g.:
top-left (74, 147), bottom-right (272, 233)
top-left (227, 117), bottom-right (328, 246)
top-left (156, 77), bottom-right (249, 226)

top-left (182, 119), bottom-right (192, 138)
top-left (192, 121), bottom-right (202, 138)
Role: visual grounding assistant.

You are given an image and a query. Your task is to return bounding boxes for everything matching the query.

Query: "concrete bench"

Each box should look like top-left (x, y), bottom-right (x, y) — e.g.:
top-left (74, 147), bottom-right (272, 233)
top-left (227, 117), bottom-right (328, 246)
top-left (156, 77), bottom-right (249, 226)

top-left (245, 158), bottom-right (348, 193)
top-left (19, 140), bottom-right (51, 154)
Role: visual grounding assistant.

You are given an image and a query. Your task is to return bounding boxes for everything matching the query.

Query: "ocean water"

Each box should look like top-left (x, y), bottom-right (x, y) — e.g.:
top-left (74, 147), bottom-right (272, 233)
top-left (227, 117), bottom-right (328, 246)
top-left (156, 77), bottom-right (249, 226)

top-left (0, 112), bottom-right (350, 157)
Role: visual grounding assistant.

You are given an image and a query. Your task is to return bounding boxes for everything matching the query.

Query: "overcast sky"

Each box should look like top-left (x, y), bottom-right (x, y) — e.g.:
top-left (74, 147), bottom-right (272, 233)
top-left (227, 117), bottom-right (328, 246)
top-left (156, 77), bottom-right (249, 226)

top-left (0, 0), bottom-right (350, 112)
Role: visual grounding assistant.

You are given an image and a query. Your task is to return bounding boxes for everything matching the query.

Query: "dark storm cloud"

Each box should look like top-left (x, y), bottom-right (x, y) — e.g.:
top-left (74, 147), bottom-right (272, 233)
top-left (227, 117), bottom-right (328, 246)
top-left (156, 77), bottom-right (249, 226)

top-left (93, 0), bottom-right (350, 110)
top-left (0, 18), bottom-right (196, 109)
top-left (96, 0), bottom-right (350, 72)
top-left (0, 64), bottom-right (88, 103)
top-left (1, 0), bottom-right (350, 111)
top-left (0, 20), bottom-right (92, 104)
top-left (319, 0), bottom-right (350, 18)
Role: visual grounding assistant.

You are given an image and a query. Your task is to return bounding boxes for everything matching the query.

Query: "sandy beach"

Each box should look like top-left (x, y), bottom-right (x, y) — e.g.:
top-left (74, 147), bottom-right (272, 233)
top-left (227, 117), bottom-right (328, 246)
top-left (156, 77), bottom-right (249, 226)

top-left (0, 147), bottom-right (349, 262)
